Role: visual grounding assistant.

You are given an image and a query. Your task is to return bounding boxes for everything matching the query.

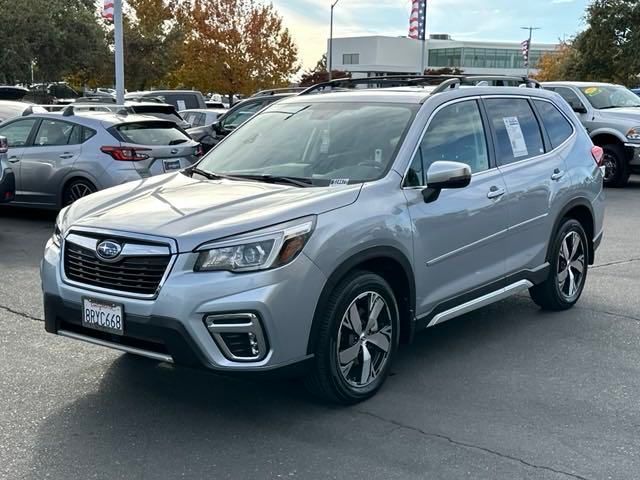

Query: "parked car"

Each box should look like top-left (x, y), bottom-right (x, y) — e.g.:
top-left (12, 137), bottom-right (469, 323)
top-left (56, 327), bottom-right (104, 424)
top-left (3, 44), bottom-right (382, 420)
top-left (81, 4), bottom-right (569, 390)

top-left (0, 86), bottom-right (29, 101)
top-left (0, 100), bottom-right (47, 122)
top-left (125, 90), bottom-right (206, 110)
top-left (543, 81), bottom-right (640, 186)
top-left (0, 135), bottom-right (15, 203)
top-left (191, 92), bottom-right (296, 152)
top-left (181, 109), bottom-right (226, 128)
top-left (72, 101), bottom-right (191, 130)
top-left (26, 82), bottom-right (80, 105)
top-left (0, 109), bottom-right (200, 208)
top-left (42, 75), bottom-right (604, 403)
top-left (631, 88), bottom-right (640, 97)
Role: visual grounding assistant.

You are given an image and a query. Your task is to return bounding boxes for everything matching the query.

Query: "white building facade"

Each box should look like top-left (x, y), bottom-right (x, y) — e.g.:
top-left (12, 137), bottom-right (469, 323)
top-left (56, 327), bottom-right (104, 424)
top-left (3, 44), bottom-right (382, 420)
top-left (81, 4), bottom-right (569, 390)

top-left (329, 35), bottom-right (558, 78)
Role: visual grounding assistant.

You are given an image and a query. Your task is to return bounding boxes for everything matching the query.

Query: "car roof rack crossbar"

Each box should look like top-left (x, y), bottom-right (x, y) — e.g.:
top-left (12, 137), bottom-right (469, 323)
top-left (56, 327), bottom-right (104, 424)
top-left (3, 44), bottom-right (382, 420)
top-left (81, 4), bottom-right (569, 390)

top-left (298, 74), bottom-right (541, 96)
top-left (252, 87), bottom-right (307, 97)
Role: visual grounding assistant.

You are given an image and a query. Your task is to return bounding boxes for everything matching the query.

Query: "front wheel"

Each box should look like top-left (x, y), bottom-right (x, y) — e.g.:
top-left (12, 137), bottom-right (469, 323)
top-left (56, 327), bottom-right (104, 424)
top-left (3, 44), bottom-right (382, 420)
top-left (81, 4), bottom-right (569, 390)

top-left (305, 271), bottom-right (399, 404)
top-left (62, 178), bottom-right (96, 206)
top-left (602, 143), bottom-right (630, 188)
top-left (530, 218), bottom-right (588, 311)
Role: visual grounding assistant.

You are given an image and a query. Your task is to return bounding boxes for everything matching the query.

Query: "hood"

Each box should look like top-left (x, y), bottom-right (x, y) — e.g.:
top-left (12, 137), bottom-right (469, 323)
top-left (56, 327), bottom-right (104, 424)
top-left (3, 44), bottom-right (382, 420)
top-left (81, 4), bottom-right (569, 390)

top-left (64, 172), bottom-right (362, 251)
top-left (598, 107), bottom-right (640, 122)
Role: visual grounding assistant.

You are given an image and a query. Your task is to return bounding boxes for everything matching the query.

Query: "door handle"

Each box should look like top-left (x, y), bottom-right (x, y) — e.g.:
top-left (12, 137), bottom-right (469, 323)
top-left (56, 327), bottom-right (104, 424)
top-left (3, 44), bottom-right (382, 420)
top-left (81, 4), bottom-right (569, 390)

top-left (59, 153), bottom-right (74, 159)
top-left (551, 169), bottom-right (565, 181)
top-left (487, 185), bottom-right (505, 199)
top-left (7, 156), bottom-right (19, 163)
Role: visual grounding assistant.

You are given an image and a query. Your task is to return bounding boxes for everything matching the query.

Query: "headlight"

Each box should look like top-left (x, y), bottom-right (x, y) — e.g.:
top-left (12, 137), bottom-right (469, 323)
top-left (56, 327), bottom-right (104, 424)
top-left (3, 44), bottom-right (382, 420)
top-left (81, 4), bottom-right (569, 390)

top-left (194, 218), bottom-right (315, 272)
top-left (52, 207), bottom-right (69, 247)
top-left (626, 127), bottom-right (640, 141)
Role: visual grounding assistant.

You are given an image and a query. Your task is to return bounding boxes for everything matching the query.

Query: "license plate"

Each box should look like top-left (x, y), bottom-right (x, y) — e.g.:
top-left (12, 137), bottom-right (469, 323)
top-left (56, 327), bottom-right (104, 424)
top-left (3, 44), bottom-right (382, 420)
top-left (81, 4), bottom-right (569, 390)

top-left (82, 298), bottom-right (124, 335)
top-left (163, 159), bottom-right (182, 172)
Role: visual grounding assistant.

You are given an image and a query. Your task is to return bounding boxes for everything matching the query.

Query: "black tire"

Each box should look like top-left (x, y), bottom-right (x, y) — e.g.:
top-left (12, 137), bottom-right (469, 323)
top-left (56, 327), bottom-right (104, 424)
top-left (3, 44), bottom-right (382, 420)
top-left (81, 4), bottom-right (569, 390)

top-left (305, 271), bottom-right (400, 404)
top-left (530, 218), bottom-right (589, 311)
top-left (62, 178), bottom-right (96, 206)
top-left (602, 143), bottom-right (630, 188)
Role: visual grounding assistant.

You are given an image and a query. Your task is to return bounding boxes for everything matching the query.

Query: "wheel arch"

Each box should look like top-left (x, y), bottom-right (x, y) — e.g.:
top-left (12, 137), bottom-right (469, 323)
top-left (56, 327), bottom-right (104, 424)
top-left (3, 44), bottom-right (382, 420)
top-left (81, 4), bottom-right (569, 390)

top-left (548, 198), bottom-right (596, 266)
top-left (58, 172), bottom-right (99, 208)
top-left (306, 246), bottom-right (416, 355)
top-left (590, 129), bottom-right (626, 147)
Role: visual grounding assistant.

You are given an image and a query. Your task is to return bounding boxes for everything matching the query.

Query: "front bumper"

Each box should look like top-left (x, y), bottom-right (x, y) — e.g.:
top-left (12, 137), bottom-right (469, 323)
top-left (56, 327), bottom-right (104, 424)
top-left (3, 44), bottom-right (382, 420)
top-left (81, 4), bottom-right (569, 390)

top-left (41, 238), bottom-right (326, 373)
top-left (0, 167), bottom-right (15, 203)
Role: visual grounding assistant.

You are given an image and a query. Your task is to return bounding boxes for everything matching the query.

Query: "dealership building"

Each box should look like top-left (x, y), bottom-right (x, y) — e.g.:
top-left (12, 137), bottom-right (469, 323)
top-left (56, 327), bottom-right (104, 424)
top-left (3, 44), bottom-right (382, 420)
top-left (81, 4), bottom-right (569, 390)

top-left (328, 34), bottom-right (558, 78)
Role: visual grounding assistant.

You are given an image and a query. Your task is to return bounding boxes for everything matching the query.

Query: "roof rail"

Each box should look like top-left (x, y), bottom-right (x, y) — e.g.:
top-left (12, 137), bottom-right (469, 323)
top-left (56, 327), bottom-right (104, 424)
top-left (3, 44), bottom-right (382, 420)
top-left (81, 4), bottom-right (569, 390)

top-left (251, 87), bottom-right (307, 97)
top-left (298, 74), bottom-right (541, 96)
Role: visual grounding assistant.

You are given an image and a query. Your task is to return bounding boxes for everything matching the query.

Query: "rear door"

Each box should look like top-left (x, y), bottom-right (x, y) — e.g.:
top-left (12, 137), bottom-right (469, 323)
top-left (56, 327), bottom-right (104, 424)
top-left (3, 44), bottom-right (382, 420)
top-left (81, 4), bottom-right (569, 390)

top-left (113, 121), bottom-right (199, 176)
top-left (0, 117), bottom-right (39, 201)
top-left (19, 118), bottom-right (83, 205)
top-left (483, 96), bottom-right (574, 277)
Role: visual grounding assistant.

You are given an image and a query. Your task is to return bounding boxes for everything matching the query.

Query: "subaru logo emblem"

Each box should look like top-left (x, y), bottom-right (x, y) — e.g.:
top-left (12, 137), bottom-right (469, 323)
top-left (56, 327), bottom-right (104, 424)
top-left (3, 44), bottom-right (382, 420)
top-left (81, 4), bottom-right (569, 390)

top-left (96, 240), bottom-right (122, 260)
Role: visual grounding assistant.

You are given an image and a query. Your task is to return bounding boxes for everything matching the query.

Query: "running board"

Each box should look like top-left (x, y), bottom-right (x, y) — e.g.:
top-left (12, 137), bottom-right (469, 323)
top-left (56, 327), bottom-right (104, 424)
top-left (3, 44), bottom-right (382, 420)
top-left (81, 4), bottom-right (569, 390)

top-left (57, 329), bottom-right (174, 363)
top-left (426, 280), bottom-right (533, 328)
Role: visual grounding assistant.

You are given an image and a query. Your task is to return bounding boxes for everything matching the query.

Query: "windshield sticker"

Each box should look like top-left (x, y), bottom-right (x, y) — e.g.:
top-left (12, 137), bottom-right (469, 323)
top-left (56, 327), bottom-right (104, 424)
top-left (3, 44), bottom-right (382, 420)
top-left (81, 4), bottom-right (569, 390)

top-left (584, 87), bottom-right (602, 96)
top-left (503, 116), bottom-right (529, 158)
top-left (330, 178), bottom-right (350, 187)
top-left (177, 100), bottom-right (187, 111)
top-left (374, 148), bottom-right (383, 163)
top-left (320, 129), bottom-right (330, 154)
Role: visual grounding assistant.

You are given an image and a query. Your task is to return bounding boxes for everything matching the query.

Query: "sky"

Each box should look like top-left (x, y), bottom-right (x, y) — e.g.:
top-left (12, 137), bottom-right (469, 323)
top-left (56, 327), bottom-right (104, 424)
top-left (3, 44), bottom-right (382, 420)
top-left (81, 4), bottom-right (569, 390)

top-left (271, 0), bottom-right (591, 70)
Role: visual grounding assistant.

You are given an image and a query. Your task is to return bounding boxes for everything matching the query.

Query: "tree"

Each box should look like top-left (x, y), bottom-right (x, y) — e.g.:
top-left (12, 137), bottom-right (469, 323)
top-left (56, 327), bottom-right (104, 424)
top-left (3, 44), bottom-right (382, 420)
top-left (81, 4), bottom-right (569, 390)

top-left (0, 0), bottom-right (109, 85)
top-left (533, 42), bottom-right (580, 82)
top-left (120, 0), bottom-right (185, 91)
top-left (170, 0), bottom-right (299, 98)
top-left (299, 55), bottom-right (351, 87)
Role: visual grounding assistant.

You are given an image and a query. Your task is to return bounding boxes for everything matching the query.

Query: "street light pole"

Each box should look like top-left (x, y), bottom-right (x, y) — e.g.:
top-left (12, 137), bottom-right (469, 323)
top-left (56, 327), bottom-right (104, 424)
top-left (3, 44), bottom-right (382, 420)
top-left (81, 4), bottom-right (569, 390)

top-left (521, 26), bottom-right (541, 77)
top-left (328, 0), bottom-right (340, 81)
top-left (114, 0), bottom-right (125, 105)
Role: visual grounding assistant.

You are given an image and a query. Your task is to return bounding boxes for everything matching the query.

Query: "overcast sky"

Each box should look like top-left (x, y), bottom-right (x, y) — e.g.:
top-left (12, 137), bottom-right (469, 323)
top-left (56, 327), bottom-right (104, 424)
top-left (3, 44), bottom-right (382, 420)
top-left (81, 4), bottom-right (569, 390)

top-left (271, 0), bottom-right (590, 69)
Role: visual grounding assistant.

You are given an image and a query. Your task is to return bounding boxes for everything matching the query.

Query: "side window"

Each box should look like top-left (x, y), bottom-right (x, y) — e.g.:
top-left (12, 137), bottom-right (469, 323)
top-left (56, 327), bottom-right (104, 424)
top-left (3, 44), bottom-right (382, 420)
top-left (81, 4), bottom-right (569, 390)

top-left (34, 119), bottom-right (75, 146)
top-left (484, 98), bottom-right (545, 165)
top-left (68, 125), bottom-right (82, 145)
top-left (551, 87), bottom-right (585, 112)
top-left (221, 101), bottom-right (265, 129)
top-left (82, 127), bottom-right (96, 142)
top-left (406, 100), bottom-right (489, 186)
top-left (0, 118), bottom-right (38, 147)
top-left (534, 100), bottom-right (574, 149)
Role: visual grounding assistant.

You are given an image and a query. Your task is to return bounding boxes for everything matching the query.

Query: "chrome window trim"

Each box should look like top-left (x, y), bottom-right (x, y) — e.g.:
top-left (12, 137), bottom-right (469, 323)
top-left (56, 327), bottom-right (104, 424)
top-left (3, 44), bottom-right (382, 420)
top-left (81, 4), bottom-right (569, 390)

top-left (60, 226), bottom-right (178, 300)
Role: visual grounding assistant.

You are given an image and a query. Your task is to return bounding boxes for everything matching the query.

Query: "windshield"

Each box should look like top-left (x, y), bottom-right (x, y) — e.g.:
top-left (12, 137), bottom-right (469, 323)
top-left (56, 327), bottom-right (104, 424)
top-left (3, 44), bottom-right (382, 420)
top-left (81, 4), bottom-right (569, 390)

top-left (197, 102), bottom-right (418, 185)
top-left (580, 85), bottom-right (640, 109)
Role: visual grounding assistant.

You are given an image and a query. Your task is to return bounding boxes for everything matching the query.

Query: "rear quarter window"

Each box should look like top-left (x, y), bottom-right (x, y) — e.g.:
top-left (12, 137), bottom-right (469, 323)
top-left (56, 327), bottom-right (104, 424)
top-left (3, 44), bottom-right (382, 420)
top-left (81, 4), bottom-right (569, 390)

top-left (114, 122), bottom-right (191, 145)
top-left (533, 100), bottom-right (574, 149)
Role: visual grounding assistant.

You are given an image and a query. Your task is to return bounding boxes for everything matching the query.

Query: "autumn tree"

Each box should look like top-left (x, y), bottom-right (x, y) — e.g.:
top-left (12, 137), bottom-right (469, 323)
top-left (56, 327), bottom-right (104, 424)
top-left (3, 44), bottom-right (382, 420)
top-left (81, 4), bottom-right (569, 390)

top-left (299, 55), bottom-right (351, 87)
top-left (171, 0), bottom-right (299, 98)
top-left (533, 42), bottom-right (579, 82)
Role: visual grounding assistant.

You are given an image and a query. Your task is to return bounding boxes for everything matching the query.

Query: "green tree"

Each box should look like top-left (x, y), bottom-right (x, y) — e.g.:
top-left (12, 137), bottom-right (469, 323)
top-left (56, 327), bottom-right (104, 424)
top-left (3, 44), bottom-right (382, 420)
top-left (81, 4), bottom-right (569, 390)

top-left (571, 0), bottom-right (640, 85)
top-left (299, 55), bottom-right (351, 87)
top-left (0, 0), bottom-right (109, 85)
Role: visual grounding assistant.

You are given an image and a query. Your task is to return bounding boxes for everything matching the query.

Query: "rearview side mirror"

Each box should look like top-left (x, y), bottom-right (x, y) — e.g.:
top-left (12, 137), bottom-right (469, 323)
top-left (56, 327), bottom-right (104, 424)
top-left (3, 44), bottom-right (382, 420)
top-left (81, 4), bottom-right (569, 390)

top-left (571, 104), bottom-right (587, 114)
top-left (422, 161), bottom-right (472, 203)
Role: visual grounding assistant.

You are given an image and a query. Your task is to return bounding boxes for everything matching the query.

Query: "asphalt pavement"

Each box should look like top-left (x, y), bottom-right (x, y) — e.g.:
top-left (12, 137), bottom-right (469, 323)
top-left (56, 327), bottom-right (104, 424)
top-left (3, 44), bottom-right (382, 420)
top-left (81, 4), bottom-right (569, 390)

top-left (1, 179), bottom-right (640, 480)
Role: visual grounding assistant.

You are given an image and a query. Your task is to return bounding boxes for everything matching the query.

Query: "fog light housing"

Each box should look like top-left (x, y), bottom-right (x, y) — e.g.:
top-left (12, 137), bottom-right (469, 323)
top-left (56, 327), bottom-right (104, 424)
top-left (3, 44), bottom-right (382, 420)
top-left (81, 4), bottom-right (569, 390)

top-left (204, 313), bottom-right (268, 362)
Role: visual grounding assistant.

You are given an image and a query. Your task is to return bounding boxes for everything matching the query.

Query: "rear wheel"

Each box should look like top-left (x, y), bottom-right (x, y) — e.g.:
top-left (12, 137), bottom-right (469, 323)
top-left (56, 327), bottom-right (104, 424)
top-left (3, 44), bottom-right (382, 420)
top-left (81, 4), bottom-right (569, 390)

top-left (305, 271), bottom-right (399, 404)
top-left (62, 178), bottom-right (96, 206)
top-left (530, 218), bottom-right (588, 311)
top-left (602, 143), bottom-right (630, 188)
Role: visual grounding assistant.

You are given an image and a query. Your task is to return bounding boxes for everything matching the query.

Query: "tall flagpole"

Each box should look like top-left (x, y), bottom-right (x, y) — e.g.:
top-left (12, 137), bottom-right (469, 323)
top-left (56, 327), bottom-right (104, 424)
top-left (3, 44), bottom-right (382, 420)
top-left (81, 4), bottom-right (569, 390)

top-left (114, 0), bottom-right (125, 105)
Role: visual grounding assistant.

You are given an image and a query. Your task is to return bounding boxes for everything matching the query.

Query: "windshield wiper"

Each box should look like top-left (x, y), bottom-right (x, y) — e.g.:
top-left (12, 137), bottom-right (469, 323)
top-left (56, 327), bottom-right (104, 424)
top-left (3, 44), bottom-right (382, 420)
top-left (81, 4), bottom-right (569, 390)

top-left (229, 174), bottom-right (314, 188)
top-left (187, 167), bottom-right (237, 181)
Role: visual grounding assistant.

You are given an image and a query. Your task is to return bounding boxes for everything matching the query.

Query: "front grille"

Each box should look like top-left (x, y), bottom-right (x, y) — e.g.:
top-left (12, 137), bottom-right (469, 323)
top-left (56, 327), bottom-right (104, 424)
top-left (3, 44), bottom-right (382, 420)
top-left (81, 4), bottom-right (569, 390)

top-left (64, 242), bottom-right (170, 295)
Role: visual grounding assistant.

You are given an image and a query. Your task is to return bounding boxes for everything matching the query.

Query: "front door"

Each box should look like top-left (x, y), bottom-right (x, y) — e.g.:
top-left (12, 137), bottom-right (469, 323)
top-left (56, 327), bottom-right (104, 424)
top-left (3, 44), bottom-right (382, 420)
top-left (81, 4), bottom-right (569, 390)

top-left (0, 117), bottom-right (39, 201)
top-left (403, 99), bottom-right (510, 318)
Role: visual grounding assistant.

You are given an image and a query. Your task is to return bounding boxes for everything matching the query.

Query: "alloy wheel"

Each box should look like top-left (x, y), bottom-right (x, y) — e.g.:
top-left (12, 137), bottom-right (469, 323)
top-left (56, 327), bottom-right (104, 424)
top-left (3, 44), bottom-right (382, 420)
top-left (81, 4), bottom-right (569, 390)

top-left (603, 153), bottom-right (616, 183)
top-left (336, 291), bottom-right (393, 388)
top-left (557, 230), bottom-right (585, 301)
top-left (65, 182), bottom-right (94, 205)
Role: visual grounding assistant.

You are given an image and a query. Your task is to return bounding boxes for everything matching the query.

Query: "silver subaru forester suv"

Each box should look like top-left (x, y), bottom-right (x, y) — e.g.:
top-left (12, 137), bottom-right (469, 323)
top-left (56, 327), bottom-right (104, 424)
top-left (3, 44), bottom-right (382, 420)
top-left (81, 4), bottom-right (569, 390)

top-left (42, 76), bottom-right (605, 403)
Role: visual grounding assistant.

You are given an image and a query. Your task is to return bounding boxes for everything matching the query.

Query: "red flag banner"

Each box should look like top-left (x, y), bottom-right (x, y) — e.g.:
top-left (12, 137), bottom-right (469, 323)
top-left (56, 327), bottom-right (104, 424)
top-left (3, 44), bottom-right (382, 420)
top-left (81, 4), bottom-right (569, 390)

top-left (103, 0), bottom-right (114, 22)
